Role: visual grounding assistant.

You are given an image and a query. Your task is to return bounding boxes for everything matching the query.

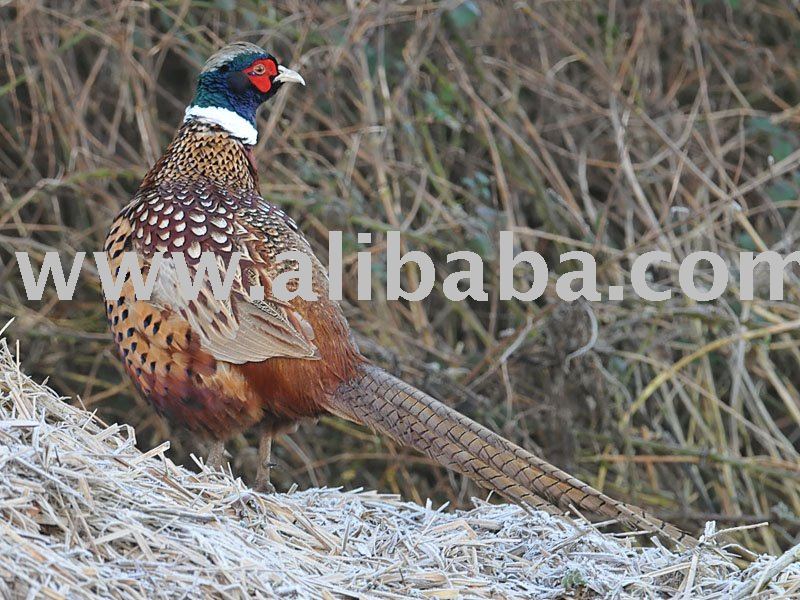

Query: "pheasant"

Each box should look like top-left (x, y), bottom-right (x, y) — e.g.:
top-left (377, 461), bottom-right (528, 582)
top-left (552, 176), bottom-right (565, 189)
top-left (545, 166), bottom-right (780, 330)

top-left (103, 42), bottom-right (695, 547)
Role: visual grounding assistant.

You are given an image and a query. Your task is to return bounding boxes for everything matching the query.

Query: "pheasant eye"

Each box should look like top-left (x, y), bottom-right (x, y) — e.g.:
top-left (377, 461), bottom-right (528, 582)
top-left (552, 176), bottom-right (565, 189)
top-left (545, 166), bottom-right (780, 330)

top-left (243, 59), bottom-right (276, 93)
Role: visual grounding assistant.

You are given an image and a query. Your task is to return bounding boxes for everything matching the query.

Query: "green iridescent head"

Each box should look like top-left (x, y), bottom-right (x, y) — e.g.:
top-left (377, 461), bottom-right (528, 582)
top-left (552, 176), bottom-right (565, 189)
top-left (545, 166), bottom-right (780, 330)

top-left (185, 42), bottom-right (305, 144)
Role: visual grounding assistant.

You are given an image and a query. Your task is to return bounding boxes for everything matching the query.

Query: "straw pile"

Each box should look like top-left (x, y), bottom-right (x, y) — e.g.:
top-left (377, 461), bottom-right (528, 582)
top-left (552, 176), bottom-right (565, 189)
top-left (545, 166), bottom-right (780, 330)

top-left (0, 338), bottom-right (799, 599)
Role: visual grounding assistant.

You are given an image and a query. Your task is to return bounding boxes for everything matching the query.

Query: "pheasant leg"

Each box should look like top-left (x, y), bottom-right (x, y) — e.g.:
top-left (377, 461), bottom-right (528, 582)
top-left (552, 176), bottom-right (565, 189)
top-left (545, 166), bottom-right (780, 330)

top-left (254, 432), bottom-right (276, 493)
top-left (206, 440), bottom-right (225, 470)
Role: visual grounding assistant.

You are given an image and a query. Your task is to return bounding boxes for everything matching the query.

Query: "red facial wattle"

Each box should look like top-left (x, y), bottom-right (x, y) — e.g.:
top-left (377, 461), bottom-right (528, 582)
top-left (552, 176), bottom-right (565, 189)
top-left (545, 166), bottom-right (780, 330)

top-left (244, 59), bottom-right (278, 93)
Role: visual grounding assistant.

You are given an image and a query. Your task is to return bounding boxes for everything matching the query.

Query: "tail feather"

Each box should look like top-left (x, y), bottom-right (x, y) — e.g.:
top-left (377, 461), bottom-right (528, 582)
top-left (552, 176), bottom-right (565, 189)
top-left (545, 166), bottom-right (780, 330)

top-left (329, 363), bottom-right (696, 548)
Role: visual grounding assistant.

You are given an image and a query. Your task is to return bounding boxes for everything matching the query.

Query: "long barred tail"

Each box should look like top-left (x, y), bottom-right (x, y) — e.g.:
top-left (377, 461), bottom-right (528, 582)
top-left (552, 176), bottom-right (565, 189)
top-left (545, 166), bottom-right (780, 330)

top-left (329, 363), bottom-right (696, 548)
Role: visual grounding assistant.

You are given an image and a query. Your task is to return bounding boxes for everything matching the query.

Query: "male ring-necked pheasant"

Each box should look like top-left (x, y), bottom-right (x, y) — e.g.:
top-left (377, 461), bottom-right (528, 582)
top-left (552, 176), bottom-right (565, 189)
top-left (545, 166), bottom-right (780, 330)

top-left (103, 42), bottom-right (695, 546)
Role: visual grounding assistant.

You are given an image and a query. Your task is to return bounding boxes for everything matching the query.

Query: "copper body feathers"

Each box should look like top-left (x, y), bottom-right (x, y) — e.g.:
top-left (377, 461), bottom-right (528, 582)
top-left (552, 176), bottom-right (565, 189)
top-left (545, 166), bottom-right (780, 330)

top-left (104, 120), bottom-right (360, 438)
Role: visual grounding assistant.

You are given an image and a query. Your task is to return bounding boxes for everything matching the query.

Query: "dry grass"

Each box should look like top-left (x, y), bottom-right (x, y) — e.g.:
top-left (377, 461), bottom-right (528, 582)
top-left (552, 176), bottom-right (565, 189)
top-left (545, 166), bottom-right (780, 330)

top-left (3, 0), bottom-right (800, 557)
top-left (3, 336), bottom-right (800, 599)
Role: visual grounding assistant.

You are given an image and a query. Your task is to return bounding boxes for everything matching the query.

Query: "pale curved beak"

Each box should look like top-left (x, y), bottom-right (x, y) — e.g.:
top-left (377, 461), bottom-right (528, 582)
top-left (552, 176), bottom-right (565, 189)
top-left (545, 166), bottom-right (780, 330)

top-left (275, 65), bottom-right (305, 86)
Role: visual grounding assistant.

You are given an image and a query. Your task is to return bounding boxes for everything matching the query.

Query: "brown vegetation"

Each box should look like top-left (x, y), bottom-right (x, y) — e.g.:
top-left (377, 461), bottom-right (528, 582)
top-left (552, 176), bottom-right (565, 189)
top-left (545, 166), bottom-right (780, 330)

top-left (3, 0), bottom-right (800, 555)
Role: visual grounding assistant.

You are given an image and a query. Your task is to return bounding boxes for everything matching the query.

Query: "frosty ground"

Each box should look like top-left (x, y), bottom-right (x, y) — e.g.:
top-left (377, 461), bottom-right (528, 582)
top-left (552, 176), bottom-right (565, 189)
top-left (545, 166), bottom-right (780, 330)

top-left (1, 337), bottom-right (799, 599)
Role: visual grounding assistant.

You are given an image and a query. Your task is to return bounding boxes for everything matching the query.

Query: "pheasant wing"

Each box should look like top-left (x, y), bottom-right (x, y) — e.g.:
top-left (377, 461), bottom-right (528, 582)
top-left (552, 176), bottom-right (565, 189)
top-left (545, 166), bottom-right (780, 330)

top-left (126, 181), bottom-right (319, 365)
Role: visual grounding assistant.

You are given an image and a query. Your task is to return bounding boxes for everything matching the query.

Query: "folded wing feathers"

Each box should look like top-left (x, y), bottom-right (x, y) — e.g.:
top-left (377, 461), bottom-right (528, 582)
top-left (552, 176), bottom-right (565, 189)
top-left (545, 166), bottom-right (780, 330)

top-left (151, 255), bottom-right (318, 364)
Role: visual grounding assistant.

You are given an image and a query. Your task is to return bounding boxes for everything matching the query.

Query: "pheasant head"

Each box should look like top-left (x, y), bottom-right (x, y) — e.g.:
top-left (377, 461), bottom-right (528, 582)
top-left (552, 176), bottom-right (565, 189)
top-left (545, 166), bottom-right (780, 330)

top-left (184, 42), bottom-right (305, 145)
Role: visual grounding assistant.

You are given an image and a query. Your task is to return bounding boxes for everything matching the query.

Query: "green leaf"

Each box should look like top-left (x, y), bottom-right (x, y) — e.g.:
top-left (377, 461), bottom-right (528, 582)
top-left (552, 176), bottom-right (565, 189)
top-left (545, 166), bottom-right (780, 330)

top-left (562, 569), bottom-right (587, 590)
top-left (766, 180), bottom-right (797, 202)
top-left (749, 116), bottom-right (780, 135)
top-left (447, 1), bottom-right (481, 29)
top-left (737, 232), bottom-right (757, 252)
top-left (772, 138), bottom-right (794, 162)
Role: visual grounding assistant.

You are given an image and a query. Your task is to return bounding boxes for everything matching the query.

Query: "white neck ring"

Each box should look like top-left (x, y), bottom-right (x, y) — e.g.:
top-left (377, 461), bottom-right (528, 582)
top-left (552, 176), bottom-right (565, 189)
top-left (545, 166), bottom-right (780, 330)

top-left (183, 105), bottom-right (258, 145)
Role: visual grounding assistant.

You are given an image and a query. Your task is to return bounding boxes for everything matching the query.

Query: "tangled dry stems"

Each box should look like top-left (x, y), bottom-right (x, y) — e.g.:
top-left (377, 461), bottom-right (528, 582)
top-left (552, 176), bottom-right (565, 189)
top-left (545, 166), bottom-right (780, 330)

top-left (3, 0), bottom-right (800, 556)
